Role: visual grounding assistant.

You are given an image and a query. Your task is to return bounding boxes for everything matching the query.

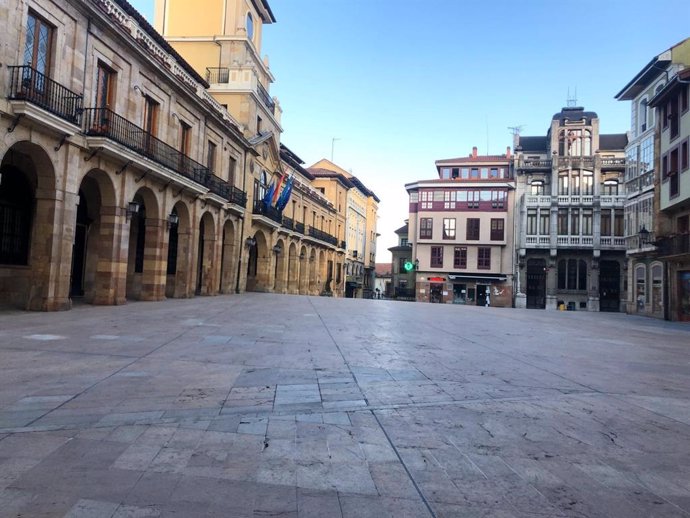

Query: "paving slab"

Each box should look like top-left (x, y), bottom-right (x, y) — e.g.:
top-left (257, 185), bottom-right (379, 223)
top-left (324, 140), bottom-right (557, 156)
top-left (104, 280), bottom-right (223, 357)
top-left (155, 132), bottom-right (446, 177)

top-left (0, 294), bottom-right (690, 517)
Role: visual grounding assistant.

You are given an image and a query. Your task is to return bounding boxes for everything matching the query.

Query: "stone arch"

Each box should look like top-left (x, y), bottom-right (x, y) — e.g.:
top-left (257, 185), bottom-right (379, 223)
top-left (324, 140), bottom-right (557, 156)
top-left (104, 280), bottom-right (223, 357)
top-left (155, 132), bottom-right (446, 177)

top-left (0, 141), bottom-right (65, 310)
top-left (247, 229), bottom-right (270, 292)
top-left (273, 237), bottom-right (287, 293)
top-left (196, 210), bottom-right (217, 296)
top-left (71, 168), bottom-right (120, 305)
top-left (318, 249), bottom-right (327, 294)
top-left (308, 248), bottom-right (317, 294)
top-left (166, 201), bottom-right (192, 298)
top-left (287, 242), bottom-right (299, 294)
top-left (298, 244), bottom-right (309, 294)
top-left (126, 186), bottom-right (164, 301)
top-left (219, 217), bottom-right (237, 294)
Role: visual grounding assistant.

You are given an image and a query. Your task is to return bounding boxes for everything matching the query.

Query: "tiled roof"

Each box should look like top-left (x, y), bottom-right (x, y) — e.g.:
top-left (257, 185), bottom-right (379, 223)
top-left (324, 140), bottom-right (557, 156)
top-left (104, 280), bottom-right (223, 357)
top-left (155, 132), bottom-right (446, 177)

top-left (395, 223), bottom-right (408, 235)
top-left (375, 263), bottom-right (392, 277)
top-left (436, 155), bottom-right (510, 164)
top-left (600, 134), bottom-right (628, 151)
top-left (552, 107), bottom-right (598, 124)
top-left (280, 144), bottom-right (314, 180)
top-left (517, 136), bottom-right (548, 152)
top-left (307, 168), bottom-right (355, 188)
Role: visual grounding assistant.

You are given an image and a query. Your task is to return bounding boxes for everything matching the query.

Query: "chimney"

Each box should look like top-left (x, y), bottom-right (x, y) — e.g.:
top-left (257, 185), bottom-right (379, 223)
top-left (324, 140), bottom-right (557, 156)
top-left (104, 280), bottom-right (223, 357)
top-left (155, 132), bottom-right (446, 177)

top-left (472, 146), bottom-right (478, 158)
top-left (506, 146), bottom-right (511, 159)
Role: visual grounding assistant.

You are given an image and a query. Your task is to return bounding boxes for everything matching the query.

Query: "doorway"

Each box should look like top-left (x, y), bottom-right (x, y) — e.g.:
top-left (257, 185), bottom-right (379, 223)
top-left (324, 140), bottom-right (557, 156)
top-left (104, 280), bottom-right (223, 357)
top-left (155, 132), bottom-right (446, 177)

top-left (70, 190), bottom-right (90, 297)
top-left (526, 259), bottom-right (546, 309)
top-left (599, 260), bottom-right (621, 312)
top-left (430, 283), bottom-right (443, 303)
top-left (476, 284), bottom-right (489, 306)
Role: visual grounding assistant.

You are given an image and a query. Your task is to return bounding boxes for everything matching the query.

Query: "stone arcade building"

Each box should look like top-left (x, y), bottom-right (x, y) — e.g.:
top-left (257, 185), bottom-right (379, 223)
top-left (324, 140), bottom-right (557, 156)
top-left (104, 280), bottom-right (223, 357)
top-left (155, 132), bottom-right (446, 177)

top-left (0, 0), bottom-right (343, 310)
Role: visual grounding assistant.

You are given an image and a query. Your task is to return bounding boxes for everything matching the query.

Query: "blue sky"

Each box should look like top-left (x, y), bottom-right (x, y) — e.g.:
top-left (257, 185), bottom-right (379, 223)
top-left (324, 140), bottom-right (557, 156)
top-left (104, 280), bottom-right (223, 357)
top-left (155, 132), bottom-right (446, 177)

top-left (131, 0), bottom-right (690, 261)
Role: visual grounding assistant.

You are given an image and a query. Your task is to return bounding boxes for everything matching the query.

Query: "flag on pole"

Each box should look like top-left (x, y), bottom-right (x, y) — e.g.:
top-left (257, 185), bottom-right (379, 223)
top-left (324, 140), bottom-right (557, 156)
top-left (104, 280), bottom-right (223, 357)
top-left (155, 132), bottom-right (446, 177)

top-left (262, 180), bottom-right (275, 206)
top-left (276, 175), bottom-right (294, 212)
top-left (271, 173), bottom-right (285, 207)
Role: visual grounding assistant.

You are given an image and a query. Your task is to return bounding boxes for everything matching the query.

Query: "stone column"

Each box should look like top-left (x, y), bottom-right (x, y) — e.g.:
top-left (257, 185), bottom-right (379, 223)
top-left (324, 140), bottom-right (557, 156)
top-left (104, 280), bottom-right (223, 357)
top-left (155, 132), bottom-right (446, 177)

top-left (140, 218), bottom-right (166, 301)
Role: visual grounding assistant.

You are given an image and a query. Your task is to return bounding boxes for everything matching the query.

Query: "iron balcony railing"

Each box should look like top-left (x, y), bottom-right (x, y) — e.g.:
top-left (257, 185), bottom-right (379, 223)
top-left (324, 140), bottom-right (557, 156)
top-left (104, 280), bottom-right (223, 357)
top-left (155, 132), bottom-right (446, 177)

top-left (83, 108), bottom-right (246, 205)
top-left (253, 200), bottom-right (283, 224)
top-left (340, 240), bottom-right (347, 249)
top-left (656, 233), bottom-right (690, 257)
top-left (205, 67), bottom-right (229, 84)
top-left (626, 232), bottom-right (656, 251)
top-left (207, 175), bottom-right (247, 207)
top-left (294, 222), bottom-right (305, 235)
top-left (8, 65), bottom-right (83, 125)
top-left (256, 81), bottom-right (275, 114)
top-left (307, 226), bottom-right (338, 246)
top-left (602, 158), bottom-right (626, 168)
top-left (282, 216), bottom-right (294, 230)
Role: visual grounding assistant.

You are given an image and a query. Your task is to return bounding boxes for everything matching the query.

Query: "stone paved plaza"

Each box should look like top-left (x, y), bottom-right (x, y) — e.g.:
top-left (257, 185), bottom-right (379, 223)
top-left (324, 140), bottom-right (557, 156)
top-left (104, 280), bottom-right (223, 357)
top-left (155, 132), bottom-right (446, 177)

top-left (1, 295), bottom-right (690, 517)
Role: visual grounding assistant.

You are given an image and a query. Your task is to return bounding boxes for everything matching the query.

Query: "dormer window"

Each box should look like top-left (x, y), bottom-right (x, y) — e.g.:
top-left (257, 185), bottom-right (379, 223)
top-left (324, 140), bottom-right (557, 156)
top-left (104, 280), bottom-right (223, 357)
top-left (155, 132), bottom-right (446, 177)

top-left (246, 12), bottom-right (254, 40)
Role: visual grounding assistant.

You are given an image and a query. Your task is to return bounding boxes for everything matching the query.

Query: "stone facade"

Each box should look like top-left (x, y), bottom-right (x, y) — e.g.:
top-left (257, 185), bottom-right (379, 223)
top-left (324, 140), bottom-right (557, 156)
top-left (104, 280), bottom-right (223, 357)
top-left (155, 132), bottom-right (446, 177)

top-left (0, 0), bottom-right (343, 310)
top-left (513, 107), bottom-right (628, 312)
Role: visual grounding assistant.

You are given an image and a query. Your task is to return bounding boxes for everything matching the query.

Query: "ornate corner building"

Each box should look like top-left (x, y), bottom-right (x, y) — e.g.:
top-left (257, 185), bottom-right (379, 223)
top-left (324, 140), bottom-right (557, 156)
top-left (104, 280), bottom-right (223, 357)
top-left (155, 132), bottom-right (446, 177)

top-left (0, 0), bottom-right (372, 310)
top-left (513, 108), bottom-right (628, 312)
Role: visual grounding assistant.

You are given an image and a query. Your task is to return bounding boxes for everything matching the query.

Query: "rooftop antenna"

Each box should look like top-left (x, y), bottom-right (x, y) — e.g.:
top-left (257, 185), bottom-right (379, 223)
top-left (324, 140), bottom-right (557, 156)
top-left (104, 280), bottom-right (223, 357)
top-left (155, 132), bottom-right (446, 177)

top-left (567, 87), bottom-right (577, 107)
top-left (331, 137), bottom-right (340, 162)
top-left (508, 125), bottom-right (524, 149)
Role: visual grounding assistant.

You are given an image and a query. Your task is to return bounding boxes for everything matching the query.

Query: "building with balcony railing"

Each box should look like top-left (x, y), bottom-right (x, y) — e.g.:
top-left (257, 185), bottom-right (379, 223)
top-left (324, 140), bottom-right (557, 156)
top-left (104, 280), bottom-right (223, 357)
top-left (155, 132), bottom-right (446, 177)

top-left (0, 0), bottom-right (261, 310)
top-left (649, 61), bottom-right (690, 322)
top-left (513, 107), bottom-right (627, 312)
top-left (308, 159), bottom-right (379, 299)
top-left (613, 41), bottom-right (690, 319)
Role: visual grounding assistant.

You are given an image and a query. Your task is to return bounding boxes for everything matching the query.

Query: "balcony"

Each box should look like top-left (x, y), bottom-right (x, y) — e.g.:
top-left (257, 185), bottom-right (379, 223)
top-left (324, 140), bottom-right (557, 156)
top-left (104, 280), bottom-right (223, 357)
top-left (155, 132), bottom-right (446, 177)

top-left (340, 240), bottom-right (347, 249)
top-left (599, 237), bottom-right (626, 248)
top-left (601, 158), bottom-right (626, 169)
top-left (83, 108), bottom-right (245, 204)
top-left (600, 195), bottom-right (626, 207)
top-left (252, 200), bottom-right (283, 225)
top-left (657, 234), bottom-right (690, 258)
top-left (7, 65), bottom-right (83, 129)
top-left (307, 226), bottom-right (338, 246)
top-left (282, 216), bottom-right (294, 230)
top-left (205, 67), bottom-right (275, 115)
top-left (556, 195), bottom-right (594, 205)
top-left (626, 233), bottom-right (657, 255)
top-left (294, 222), bottom-right (305, 235)
top-left (558, 157), bottom-right (594, 169)
top-left (524, 195), bottom-right (552, 207)
top-left (525, 235), bottom-right (551, 247)
top-left (517, 159), bottom-right (552, 170)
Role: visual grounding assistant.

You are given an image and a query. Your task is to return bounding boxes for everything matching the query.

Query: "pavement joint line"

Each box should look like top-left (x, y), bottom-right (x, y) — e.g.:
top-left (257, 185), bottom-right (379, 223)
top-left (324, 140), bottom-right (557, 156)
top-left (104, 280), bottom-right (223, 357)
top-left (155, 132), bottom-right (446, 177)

top-left (307, 297), bottom-right (437, 518)
top-left (20, 303), bottom-right (237, 430)
top-left (428, 320), bottom-right (603, 395)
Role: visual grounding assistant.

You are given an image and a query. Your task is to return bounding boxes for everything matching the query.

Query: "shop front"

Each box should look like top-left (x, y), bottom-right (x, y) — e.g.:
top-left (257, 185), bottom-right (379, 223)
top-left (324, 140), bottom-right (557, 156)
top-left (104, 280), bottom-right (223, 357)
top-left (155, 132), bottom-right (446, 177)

top-left (447, 274), bottom-right (512, 307)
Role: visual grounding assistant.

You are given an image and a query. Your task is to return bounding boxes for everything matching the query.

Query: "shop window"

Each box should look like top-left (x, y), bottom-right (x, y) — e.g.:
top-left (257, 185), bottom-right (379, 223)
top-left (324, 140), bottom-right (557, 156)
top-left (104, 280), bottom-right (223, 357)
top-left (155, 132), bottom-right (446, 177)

top-left (635, 264), bottom-right (646, 308)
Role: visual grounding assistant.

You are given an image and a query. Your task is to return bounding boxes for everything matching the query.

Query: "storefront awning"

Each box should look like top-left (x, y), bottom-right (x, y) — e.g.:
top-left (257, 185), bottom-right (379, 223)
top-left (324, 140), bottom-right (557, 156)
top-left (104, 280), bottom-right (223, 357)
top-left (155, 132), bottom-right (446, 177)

top-left (447, 274), bottom-right (507, 282)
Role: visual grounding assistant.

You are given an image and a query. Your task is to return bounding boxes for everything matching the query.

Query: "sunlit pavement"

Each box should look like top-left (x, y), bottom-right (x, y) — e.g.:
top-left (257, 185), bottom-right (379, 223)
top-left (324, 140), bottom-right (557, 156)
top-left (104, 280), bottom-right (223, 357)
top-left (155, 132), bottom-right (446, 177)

top-left (0, 294), bottom-right (689, 517)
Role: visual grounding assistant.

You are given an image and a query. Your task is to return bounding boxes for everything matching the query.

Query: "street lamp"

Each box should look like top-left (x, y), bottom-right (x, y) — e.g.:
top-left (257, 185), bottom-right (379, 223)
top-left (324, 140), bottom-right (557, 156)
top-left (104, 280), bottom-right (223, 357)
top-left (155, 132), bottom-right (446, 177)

top-left (126, 201), bottom-right (140, 221)
top-left (639, 226), bottom-right (650, 246)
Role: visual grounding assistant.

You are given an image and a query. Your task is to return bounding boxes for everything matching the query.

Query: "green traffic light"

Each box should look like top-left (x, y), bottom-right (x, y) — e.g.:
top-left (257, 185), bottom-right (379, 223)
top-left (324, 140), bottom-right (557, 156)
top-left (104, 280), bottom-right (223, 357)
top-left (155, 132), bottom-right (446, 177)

top-left (404, 261), bottom-right (414, 272)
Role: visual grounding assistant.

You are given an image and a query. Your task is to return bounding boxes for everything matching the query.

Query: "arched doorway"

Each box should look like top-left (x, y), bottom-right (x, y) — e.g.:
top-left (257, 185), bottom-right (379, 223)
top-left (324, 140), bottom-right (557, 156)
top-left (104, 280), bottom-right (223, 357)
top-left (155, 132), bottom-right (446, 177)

top-left (599, 260), bottom-right (621, 312)
top-left (219, 219), bottom-right (236, 294)
top-left (0, 142), bottom-right (63, 310)
top-left (126, 187), bottom-right (163, 301)
top-left (196, 211), bottom-right (216, 296)
top-left (246, 230), bottom-right (269, 291)
top-left (165, 202), bottom-right (192, 298)
top-left (273, 238), bottom-right (287, 293)
top-left (287, 242), bottom-right (298, 294)
top-left (308, 249), bottom-right (317, 294)
top-left (298, 245), bottom-right (308, 294)
top-left (526, 258), bottom-right (546, 309)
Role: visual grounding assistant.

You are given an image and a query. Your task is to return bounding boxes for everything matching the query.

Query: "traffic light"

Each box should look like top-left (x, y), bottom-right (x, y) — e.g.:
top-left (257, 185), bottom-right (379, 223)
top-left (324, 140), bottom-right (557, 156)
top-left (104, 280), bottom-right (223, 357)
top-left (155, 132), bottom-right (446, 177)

top-left (403, 260), bottom-right (415, 272)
